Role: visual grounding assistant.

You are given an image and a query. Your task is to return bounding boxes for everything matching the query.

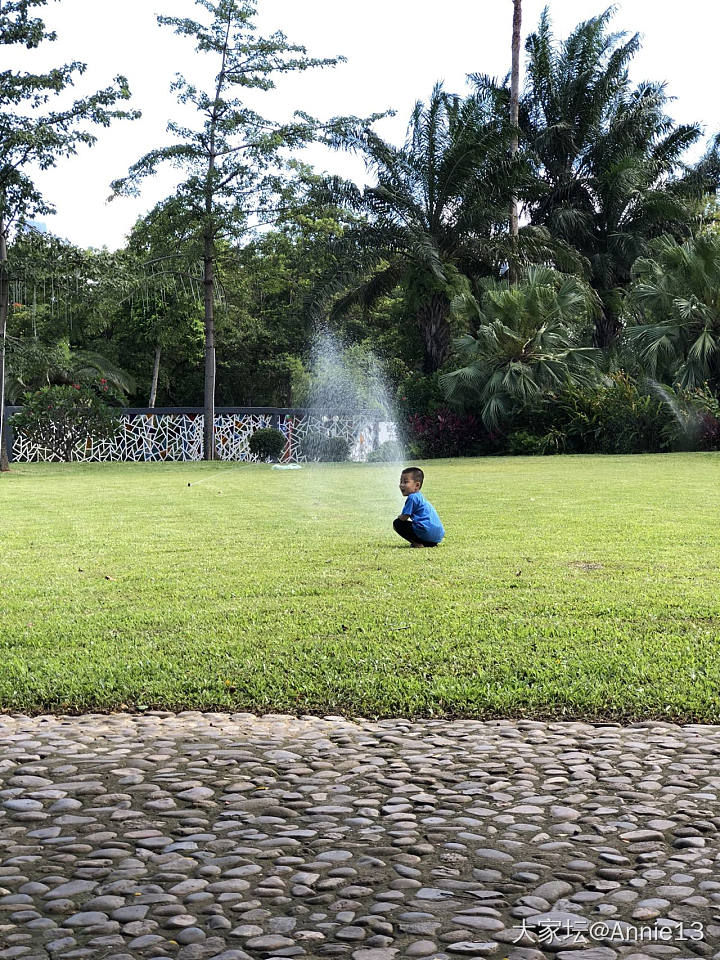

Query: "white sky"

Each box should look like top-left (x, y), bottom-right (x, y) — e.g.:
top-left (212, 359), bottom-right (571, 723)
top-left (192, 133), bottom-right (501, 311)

top-left (17, 0), bottom-right (720, 250)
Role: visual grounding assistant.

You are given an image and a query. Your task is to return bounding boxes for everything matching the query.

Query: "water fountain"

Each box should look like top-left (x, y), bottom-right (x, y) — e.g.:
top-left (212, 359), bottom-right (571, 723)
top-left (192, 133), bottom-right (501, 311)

top-left (288, 329), bottom-right (407, 527)
top-left (302, 329), bottom-right (403, 463)
top-left (646, 379), bottom-right (702, 450)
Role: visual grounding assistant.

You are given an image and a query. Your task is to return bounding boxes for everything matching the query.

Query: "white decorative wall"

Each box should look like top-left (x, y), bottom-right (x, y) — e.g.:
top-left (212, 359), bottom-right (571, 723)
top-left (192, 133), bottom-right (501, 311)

top-left (10, 411), bottom-right (398, 463)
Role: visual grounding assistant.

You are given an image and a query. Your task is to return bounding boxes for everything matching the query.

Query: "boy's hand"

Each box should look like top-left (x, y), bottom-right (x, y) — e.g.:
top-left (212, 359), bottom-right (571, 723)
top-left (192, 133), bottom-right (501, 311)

top-left (397, 514), bottom-right (411, 521)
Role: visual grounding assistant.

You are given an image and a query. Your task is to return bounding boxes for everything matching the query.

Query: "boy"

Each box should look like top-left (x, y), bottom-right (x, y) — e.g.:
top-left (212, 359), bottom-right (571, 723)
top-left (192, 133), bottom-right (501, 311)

top-left (394, 467), bottom-right (445, 547)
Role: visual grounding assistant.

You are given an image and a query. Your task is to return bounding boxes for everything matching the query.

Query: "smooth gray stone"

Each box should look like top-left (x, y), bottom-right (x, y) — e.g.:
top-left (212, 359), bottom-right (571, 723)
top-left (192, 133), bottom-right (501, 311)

top-left (45, 938), bottom-right (77, 953)
top-left (244, 935), bottom-right (295, 950)
top-left (555, 951), bottom-right (617, 960)
top-left (176, 926), bottom-right (207, 944)
top-left (3, 799), bottom-right (43, 811)
top-left (533, 880), bottom-right (573, 901)
top-left (61, 911), bottom-right (110, 926)
top-left (42, 880), bottom-right (97, 899)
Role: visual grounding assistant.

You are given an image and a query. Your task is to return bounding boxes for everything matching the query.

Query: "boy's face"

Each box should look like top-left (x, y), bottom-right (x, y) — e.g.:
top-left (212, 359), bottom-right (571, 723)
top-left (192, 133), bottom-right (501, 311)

top-left (399, 472), bottom-right (421, 497)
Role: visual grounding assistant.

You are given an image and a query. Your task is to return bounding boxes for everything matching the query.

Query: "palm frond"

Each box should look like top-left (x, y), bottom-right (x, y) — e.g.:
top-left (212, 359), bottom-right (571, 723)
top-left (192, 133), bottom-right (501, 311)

top-left (687, 328), bottom-right (719, 367)
top-left (68, 351), bottom-right (137, 396)
top-left (328, 261), bottom-right (406, 321)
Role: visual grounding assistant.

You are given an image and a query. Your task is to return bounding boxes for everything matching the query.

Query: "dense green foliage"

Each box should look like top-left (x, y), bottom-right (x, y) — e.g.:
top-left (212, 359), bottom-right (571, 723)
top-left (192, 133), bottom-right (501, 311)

top-left (11, 383), bottom-right (116, 460)
top-left (407, 376), bottom-right (720, 458)
top-left (3, 458), bottom-right (720, 720)
top-left (3, 4), bottom-right (720, 460)
top-left (442, 267), bottom-right (600, 428)
top-left (627, 233), bottom-right (720, 389)
top-left (0, 0), bottom-right (138, 468)
top-left (513, 10), bottom-right (720, 346)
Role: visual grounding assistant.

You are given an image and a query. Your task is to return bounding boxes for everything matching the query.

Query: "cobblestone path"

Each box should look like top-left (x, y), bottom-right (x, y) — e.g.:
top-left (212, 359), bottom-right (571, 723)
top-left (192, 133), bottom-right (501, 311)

top-left (1, 713), bottom-right (719, 960)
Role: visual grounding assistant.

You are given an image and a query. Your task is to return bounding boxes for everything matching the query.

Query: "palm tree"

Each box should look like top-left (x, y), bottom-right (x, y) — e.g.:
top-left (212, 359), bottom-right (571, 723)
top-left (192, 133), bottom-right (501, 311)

top-left (316, 84), bottom-right (539, 372)
top-left (520, 8), bottom-right (719, 348)
top-left (626, 232), bottom-right (720, 389)
top-left (441, 266), bottom-right (600, 428)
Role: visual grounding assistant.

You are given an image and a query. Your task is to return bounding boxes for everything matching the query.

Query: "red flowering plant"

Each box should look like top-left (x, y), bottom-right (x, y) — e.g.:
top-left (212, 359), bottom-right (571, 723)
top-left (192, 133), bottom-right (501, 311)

top-left (11, 382), bottom-right (119, 461)
top-left (406, 409), bottom-right (499, 458)
top-left (699, 411), bottom-right (720, 450)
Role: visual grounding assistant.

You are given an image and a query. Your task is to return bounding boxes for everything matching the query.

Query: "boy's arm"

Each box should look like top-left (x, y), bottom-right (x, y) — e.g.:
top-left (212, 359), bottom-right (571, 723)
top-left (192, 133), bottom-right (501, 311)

top-left (397, 494), bottom-right (415, 521)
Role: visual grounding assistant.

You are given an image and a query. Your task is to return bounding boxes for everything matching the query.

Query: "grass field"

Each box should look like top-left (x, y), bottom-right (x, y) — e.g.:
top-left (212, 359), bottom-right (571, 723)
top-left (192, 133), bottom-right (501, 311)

top-left (2, 455), bottom-right (720, 721)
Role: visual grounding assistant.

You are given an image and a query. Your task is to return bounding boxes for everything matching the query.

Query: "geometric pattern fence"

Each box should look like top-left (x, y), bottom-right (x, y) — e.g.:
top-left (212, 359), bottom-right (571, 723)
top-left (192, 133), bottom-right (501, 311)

top-left (6, 407), bottom-right (398, 463)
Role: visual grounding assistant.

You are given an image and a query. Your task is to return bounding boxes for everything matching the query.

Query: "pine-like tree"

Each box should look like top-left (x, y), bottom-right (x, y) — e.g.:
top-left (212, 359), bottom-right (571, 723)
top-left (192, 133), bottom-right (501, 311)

top-left (112, 0), bottom-right (370, 459)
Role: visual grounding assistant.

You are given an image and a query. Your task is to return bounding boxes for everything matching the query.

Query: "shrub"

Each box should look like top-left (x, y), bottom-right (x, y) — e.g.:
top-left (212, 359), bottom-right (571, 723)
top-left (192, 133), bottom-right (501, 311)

top-left (401, 373), bottom-right (720, 458)
top-left (406, 409), bottom-right (497, 458)
top-left (248, 427), bottom-right (286, 461)
top-left (396, 372), bottom-right (446, 417)
top-left (506, 373), bottom-right (707, 455)
top-left (11, 384), bottom-right (117, 462)
top-left (536, 374), bottom-right (666, 454)
top-left (301, 431), bottom-right (351, 462)
top-left (653, 383), bottom-right (720, 452)
top-left (321, 435), bottom-right (351, 462)
top-left (699, 411), bottom-right (720, 450)
top-left (366, 440), bottom-right (404, 462)
top-left (581, 375), bottom-right (665, 453)
top-left (442, 268), bottom-right (601, 430)
top-left (506, 431), bottom-right (547, 456)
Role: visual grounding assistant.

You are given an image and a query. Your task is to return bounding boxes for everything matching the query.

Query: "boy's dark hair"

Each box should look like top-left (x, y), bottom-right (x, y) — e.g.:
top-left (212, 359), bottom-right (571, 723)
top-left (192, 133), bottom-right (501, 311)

top-left (401, 466), bottom-right (424, 487)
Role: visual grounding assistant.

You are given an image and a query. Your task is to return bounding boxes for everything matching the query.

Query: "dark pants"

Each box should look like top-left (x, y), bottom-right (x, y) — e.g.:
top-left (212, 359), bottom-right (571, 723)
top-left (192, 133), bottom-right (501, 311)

top-left (393, 517), bottom-right (439, 547)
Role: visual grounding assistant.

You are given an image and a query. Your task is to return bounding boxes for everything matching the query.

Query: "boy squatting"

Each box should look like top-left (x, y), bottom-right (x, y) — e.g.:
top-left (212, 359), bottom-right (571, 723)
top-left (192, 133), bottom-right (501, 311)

top-left (394, 467), bottom-right (445, 548)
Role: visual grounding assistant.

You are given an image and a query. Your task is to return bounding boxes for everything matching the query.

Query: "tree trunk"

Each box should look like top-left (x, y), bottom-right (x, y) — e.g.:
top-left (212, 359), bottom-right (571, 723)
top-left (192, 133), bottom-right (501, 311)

top-left (0, 222), bottom-right (9, 473)
top-left (417, 293), bottom-right (452, 373)
top-left (203, 231), bottom-right (216, 460)
top-left (199, 16), bottom-right (231, 463)
top-left (594, 302), bottom-right (622, 350)
top-left (149, 343), bottom-right (161, 408)
top-left (508, 0), bottom-right (522, 283)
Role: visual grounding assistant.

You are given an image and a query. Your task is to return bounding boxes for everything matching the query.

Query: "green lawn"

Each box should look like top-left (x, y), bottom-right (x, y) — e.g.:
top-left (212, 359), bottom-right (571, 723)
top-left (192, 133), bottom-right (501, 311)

top-left (2, 455), bottom-right (720, 720)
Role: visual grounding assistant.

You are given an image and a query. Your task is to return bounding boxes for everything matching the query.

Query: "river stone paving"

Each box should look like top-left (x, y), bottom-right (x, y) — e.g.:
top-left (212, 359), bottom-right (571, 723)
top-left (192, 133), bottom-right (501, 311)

top-left (1, 714), bottom-right (719, 960)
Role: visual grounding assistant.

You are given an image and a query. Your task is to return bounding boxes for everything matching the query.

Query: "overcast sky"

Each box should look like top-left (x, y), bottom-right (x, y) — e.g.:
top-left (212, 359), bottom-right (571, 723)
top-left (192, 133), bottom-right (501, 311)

top-left (18, 0), bottom-right (720, 250)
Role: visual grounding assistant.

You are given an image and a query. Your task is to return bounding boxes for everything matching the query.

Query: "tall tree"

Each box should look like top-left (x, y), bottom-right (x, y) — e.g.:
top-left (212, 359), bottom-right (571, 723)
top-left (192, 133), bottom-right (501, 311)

top-left (112, 0), bottom-right (366, 459)
top-left (313, 84), bottom-right (533, 373)
top-left (0, 0), bottom-right (137, 470)
top-left (509, 0), bottom-right (523, 254)
top-left (521, 8), bottom-right (720, 349)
